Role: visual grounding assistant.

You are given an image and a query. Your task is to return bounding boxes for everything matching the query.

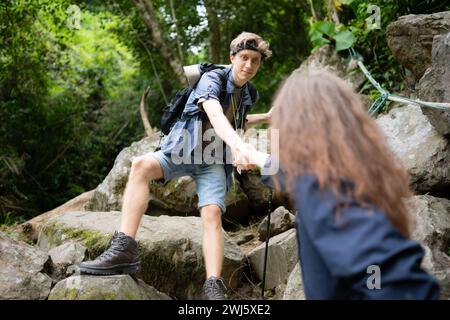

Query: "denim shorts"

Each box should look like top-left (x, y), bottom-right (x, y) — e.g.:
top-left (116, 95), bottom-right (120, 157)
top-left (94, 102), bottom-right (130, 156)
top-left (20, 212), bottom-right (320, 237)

top-left (148, 150), bottom-right (227, 213)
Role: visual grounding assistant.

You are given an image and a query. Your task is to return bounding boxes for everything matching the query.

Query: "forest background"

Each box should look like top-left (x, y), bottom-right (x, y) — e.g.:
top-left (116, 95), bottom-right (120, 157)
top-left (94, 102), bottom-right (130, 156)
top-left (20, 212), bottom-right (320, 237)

top-left (1, 0), bottom-right (449, 225)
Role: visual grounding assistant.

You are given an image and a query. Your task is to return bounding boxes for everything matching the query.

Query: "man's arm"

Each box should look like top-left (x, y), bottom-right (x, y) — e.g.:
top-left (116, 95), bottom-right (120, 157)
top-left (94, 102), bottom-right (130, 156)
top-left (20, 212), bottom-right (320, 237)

top-left (202, 99), bottom-right (253, 169)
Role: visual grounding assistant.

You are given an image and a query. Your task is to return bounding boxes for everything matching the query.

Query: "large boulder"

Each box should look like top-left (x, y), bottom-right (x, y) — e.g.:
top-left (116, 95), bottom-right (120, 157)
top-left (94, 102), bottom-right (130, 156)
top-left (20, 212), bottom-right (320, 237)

top-left (247, 228), bottom-right (298, 290)
top-left (410, 195), bottom-right (450, 269)
top-left (0, 232), bottom-right (52, 300)
top-left (48, 275), bottom-right (170, 300)
top-left (409, 195), bottom-right (450, 299)
top-left (376, 104), bottom-right (450, 194)
top-left (386, 11), bottom-right (450, 83)
top-left (85, 135), bottom-right (162, 214)
top-left (37, 211), bottom-right (246, 299)
top-left (296, 45), bottom-right (365, 90)
top-left (283, 262), bottom-right (305, 300)
top-left (417, 32), bottom-right (450, 136)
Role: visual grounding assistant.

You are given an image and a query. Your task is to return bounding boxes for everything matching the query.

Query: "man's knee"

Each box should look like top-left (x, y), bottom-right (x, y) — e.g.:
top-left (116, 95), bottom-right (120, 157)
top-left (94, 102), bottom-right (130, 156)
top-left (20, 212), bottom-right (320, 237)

top-left (201, 205), bottom-right (222, 228)
top-left (130, 155), bottom-right (163, 181)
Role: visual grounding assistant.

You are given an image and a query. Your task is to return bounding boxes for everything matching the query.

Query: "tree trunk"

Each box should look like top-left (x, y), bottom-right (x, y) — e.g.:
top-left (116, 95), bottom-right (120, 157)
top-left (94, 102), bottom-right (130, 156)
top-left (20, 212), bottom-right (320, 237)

top-left (169, 0), bottom-right (184, 65)
top-left (140, 87), bottom-right (157, 137)
top-left (327, 0), bottom-right (340, 25)
top-left (204, 0), bottom-right (222, 63)
top-left (12, 190), bottom-right (94, 242)
top-left (132, 0), bottom-right (186, 85)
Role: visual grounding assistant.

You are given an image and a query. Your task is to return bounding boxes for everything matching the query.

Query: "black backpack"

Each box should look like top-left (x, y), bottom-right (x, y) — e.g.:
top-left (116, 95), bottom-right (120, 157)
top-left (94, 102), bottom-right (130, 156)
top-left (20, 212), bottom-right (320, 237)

top-left (161, 63), bottom-right (226, 135)
top-left (160, 63), bottom-right (257, 135)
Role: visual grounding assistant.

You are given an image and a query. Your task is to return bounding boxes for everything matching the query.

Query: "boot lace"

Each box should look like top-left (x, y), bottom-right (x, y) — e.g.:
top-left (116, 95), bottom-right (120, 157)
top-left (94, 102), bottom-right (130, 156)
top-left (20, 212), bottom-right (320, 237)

top-left (204, 277), bottom-right (227, 300)
top-left (96, 232), bottom-right (128, 261)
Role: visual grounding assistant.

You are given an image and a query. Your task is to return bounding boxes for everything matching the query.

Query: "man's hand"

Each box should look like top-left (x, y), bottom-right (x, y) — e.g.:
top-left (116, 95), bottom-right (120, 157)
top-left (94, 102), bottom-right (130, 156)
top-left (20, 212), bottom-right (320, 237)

top-left (232, 143), bottom-right (258, 172)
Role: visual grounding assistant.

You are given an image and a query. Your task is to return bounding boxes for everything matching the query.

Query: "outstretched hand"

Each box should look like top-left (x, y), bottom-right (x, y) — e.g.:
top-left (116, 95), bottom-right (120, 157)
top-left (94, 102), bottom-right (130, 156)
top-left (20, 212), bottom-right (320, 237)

top-left (232, 143), bottom-right (258, 172)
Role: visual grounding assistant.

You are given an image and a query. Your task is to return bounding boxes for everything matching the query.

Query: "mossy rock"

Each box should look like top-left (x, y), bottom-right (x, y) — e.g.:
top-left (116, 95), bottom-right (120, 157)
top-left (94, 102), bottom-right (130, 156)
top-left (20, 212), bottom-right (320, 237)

top-left (48, 275), bottom-right (170, 300)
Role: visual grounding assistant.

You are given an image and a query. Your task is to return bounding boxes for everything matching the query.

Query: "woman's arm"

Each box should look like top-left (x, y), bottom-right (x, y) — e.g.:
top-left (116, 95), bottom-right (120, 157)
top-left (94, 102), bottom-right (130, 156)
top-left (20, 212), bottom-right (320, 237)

top-left (246, 107), bottom-right (273, 126)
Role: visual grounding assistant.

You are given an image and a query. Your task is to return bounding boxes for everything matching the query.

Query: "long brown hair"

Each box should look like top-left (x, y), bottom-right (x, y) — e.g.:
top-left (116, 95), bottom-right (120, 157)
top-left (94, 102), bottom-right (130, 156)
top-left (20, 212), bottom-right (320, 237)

top-left (271, 68), bottom-right (413, 237)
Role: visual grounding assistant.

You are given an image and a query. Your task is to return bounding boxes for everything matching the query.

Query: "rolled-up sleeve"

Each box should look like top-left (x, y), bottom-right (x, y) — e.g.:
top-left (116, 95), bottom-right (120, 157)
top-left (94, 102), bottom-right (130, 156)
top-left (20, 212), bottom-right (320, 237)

top-left (192, 71), bottom-right (223, 104)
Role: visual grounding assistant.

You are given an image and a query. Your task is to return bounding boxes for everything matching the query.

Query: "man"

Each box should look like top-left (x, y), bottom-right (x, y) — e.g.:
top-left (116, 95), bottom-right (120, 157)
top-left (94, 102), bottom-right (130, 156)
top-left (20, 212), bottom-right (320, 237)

top-left (80, 32), bottom-right (273, 300)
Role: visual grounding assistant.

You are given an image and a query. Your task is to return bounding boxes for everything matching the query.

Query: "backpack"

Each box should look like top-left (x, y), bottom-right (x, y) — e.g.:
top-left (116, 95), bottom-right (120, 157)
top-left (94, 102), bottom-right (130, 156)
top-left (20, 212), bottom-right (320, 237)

top-left (160, 63), bottom-right (258, 135)
top-left (160, 63), bottom-right (226, 135)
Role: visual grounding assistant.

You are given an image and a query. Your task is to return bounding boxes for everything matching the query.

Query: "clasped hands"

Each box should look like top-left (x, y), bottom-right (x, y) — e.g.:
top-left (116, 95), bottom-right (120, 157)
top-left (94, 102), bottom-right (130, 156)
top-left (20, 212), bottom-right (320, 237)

top-left (232, 143), bottom-right (270, 174)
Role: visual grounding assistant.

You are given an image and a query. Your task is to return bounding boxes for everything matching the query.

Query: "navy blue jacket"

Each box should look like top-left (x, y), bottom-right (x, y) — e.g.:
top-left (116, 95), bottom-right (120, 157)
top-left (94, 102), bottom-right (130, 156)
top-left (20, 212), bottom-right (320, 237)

top-left (263, 171), bottom-right (440, 299)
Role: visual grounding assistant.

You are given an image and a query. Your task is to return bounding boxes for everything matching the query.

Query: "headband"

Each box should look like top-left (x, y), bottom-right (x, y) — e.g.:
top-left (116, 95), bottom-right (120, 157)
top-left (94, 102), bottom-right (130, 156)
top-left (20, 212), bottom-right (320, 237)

top-left (230, 42), bottom-right (267, 61)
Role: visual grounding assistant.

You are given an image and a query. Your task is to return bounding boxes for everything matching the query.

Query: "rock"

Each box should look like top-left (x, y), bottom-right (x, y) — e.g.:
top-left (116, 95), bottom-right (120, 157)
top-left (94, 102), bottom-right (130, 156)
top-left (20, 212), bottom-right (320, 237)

top-left (238, 128), bottom-right (277, 214)
top-left (296, 45), bottom-right (365, 90)
top-left (231, 231), bottom-right (255, 245)
top-left (433, 269), bottom-right (450, 300)
top-left (410, 195), bottom-right (450, 268)
top-left (0, 232), bottom-right (52, 300)
top-left (84, 135), bottom-right (163, 213)
top-left (376, 105), bottom-right (450, 193)
top-left (258, 207), bottom-right (295, 241)
top-left (48, 241), bottom-right (86, 266)
top-left (248, 229), bottom-right (298, 290)
top-left (239, 171), bottom-right (272, 214)
top-left (38, 211), bottom-right (246, 299)
top-left (48, 275), bottom-right (170, 300)
top-left (386, 11), bottom-right (450, 82)
top-left (417, 32), bottom-right (450, 136)
top-left (46, 241), bottom-right (87, 281)
top-left (408, 195), bottom-right (450, 299)
top-left (223, 178), bottom-right (250, 225)
top-left (283, 262), bottom-right (305, 300)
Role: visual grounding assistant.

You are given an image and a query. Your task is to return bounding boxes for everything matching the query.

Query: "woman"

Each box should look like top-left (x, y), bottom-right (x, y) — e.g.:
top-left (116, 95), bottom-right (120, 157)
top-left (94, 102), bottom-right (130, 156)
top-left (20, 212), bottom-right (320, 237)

top-left (260, 68), bottom-right (440, 299)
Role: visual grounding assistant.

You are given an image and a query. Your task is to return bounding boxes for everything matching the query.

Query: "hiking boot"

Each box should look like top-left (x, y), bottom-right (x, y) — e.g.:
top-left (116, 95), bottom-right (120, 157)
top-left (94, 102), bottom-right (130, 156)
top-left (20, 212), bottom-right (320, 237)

top-left (203, 276), bottom-right (227, 300)
top-left (79, 231), bottom-right (140, 275)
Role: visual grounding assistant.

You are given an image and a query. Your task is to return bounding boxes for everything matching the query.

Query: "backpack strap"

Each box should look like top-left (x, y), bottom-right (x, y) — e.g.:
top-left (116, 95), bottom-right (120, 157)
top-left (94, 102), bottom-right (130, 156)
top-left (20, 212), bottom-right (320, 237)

top-left (208, 68), bottom-right (228, 102)
top-left (247, 82), bottom-right (258, 104)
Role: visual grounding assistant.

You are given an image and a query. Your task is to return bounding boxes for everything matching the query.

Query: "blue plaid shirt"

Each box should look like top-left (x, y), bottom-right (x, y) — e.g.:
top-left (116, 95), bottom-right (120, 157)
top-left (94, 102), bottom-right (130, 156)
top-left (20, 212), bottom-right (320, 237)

top-left (160, 66), bottom-right (259, 190)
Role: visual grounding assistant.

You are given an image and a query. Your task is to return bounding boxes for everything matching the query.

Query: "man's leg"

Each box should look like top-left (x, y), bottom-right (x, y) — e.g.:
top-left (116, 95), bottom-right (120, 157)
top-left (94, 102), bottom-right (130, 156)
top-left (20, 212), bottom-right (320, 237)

top-left (195, 164), bottom-right (227, 299)
top-left (120, 154), bottom-right (164, 238)
top-left (200, 204), bottom-right (228, 300)
top-left (200, 204), bottom-right (224, 278)
top-left (80, 153), bottom-right (164, 275)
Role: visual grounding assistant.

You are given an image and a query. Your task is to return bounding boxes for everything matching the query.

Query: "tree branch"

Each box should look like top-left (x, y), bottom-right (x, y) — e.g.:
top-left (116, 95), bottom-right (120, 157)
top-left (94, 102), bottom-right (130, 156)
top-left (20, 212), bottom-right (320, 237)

top-left (132, 0), bottom-right (186, 85)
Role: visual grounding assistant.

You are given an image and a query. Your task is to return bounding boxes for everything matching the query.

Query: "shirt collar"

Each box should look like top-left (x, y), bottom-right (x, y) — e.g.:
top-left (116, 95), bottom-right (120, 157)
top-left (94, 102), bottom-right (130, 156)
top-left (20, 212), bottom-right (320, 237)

top-left (225, 67), bottom-right (253, 106)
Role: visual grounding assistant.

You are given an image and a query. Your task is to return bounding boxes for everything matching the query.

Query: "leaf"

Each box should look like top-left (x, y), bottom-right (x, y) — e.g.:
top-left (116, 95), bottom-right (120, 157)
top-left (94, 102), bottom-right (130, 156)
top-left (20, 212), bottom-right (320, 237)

top-left (309, 29), bottom-right (330, 48)
top-left (314, 21), bottom-right (335, 36)
top-left (334, 30), bottom-right (356, 51)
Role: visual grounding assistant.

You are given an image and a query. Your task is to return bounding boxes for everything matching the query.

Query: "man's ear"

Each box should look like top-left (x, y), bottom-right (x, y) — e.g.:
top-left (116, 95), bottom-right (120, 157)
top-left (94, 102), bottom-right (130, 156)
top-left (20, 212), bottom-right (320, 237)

top-left (230, 55), bottom-right (235, 64)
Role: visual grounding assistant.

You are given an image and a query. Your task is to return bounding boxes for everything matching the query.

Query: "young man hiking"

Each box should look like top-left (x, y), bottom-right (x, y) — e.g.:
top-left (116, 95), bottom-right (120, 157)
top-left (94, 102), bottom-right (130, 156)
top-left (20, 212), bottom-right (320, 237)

top-left (80, 32), bottom-right (273, 300)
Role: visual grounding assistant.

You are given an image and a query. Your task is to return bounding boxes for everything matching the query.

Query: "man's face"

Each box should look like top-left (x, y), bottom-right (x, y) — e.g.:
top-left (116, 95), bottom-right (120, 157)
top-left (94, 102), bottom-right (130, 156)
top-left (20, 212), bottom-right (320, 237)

top-left (230, 49), bottom-right (262, 86)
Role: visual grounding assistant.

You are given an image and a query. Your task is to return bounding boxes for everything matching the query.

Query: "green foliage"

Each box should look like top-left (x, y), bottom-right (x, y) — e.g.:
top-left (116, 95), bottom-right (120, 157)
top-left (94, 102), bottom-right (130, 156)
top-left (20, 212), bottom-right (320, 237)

top-left (350, 0), bottom-right (447, 91)
top-left (0, 0), bottom-right (142, 224)
top-left (309, 21), bottom-right (356, 51)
